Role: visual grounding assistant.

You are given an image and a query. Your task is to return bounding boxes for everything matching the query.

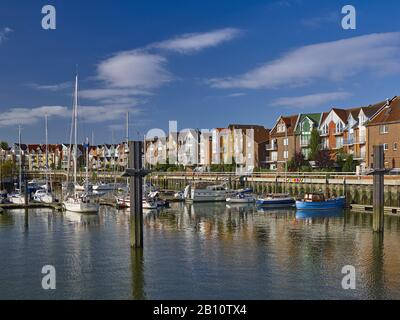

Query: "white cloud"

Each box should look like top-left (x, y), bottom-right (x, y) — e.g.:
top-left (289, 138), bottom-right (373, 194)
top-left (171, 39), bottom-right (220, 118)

top-left (209, 32), bottom-right (400, 89)
top-left (150, 28), bottom-right (241, 54)
top-left (0, 106), bottom-right (69, 128)
top-left (97, 50), bottom-right (172, 89)
top-left (272, 91), bottom-right (352, 108)
top-left (0, 27), bottom-right (12, 44)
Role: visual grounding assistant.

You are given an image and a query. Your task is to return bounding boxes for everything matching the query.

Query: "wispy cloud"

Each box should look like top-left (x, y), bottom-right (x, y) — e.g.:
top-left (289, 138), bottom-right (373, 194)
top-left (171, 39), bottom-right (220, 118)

top-left (209, 32), bottom-right (400, 89)
top-left (28, 81), bottom-right (72, 92)
top-left (301, 12), bottom-right (338, 28)
top-left (0, 27), bottom-right (12, 44)
top-left (150, 28), bottom-right (242, 54)
top-left (227, 92), bottom-right (246, 97)
top-left (0, 106), bottom-right (69, 128)
top-left (272, 91), bottom-right (351, 108)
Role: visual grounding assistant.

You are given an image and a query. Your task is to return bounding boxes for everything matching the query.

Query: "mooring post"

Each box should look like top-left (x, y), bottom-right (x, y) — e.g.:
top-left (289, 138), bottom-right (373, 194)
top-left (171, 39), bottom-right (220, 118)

top-left (342, 177), bottom-right (346, 206)
top-left (123, 141), bottom-right (148, 248)
top-left (24, 179), bottom-right (28, 206)
top-left (325, 175), bottom-right (330, 198)
top-left (372, 145), bottom-right (385, 233)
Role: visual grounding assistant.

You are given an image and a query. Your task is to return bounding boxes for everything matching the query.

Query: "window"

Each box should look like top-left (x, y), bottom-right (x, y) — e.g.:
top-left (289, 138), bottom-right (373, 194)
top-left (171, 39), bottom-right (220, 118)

top-left (394, 143), bottom-right (398, 151)
top-left (283, 150), bottom-right (289, 159)
top-left (336, 136), bottom-right (343, 148)
top-left (321, 124), bottom-right (328, 135)
top-left (380, 125), bottom-right (389, 134)
top-left (336, 122), bottom-right (344, 133)
top-left (384, 143), bottom-right (389, 151)
top-left (283, 138), bottom-right (288, 146)
top-left (277, 123), bottom-right (286, 133)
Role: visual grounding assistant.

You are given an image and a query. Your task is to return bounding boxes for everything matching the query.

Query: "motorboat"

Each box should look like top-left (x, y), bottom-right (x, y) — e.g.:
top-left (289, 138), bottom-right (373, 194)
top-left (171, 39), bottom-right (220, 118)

top-left (295, 193), bottom-right (346, 210)
top-left (33, 188), bottom-right (56, 203)
top-left (8, 191), bottom-right (26, 204)
top-left (184, 183), bottom-right (235, 202)
top-left (226, 192), bottom-right (255, 203)
top-left (63, 192), bottom-right (100, 213)
top-left (256, 193), bottom-right (295, 208)
top-left (115, 195), bottom-right (158, 209)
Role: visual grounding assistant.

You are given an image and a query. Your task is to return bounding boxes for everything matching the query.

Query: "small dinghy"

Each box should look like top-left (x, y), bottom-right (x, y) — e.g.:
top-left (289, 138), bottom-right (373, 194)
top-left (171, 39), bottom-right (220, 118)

top-left (295, 193), bottom-right (345, 210)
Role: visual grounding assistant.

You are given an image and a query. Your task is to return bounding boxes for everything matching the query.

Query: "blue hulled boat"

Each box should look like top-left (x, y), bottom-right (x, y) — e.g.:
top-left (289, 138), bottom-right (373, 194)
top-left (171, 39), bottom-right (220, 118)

top-left (295, 193), bottom-right (345, 210)
top-left (256, 194), bottom-right (295, 208)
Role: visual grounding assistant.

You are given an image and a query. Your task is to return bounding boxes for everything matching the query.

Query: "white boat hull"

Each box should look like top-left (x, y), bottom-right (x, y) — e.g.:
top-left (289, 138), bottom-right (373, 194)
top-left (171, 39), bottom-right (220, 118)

top-left (187, 189), bottom-right (234, 202)
top-left (8, 196), bottom-right (26, 204)
top-left (226, 197), bottom-right (255, 203)
top-left (116, 197), bottom-right (158, 209)
top-left (63, 200), bottom-right (99, 213)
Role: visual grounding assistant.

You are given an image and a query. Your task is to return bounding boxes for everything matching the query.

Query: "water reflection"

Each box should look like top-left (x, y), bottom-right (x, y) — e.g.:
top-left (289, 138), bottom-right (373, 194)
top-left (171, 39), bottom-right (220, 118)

top-left (130, 248), bottom-right (146, 300)
top-left (1, 203), bottom-right (400, 299)
top-left (295, 209), bottom-right (344, 220)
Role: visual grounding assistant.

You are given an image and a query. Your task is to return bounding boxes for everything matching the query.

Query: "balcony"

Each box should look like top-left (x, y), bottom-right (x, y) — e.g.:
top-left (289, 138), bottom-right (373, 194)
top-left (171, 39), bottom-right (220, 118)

top-left (300, 138), bottom-right (310, 147)
top-left (265, 156), bottom-right (277, 163)
top-left (319, 131), bottom-right (329, 137)
top-left (344, 135), bottom-right (366, 145)
top-left (333, 130), bottom-right (344, 136)
top-left (266, 144), bottom-right (277, 151)
top-left (352, 151), bottom-right (366, 160)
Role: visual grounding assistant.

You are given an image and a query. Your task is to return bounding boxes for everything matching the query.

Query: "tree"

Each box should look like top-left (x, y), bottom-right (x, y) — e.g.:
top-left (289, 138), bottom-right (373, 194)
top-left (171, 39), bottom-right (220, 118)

top-left (342, 154), bottom-right (357, 172)
top-left (0, 141), bottom-right (9, 150)
top-left (315, 150), bottom-right (334, 169)
top-left (309, 128), bottom-right (321, 161)
top-left (287, 152), bottom-right (309, 171)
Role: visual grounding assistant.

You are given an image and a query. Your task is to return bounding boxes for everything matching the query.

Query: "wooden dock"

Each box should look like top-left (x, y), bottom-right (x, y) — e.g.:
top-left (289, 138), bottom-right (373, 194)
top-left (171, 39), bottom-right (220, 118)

top-left (0, 202), bottom-right (62, 211)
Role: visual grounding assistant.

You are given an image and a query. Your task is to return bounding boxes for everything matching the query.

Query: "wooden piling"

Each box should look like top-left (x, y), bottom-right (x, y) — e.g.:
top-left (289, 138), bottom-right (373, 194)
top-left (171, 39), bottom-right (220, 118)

top-left (372, 145), bottom-right (385, 233)
top-left (129, 141), bottom-right (144, 248)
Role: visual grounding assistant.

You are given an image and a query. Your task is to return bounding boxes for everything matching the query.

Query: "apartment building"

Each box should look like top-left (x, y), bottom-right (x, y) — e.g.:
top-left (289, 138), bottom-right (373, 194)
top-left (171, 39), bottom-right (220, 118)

top-left (268, 115), bottom-right (299, 171)
top-left (228, 124), bottom-right (269, 173)
top-left (294, 113), bottom-right (322, 160)
top-left (366, 96), bottom-right (400, 169)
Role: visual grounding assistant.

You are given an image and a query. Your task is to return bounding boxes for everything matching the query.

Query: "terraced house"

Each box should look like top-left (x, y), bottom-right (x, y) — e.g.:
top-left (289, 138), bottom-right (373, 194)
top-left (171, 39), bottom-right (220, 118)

top-left (294, 113), bottom-right (322, 160)
top-left (343, 101), bottom-right (385, 170)
top-left (267, 114), bottom-right (299, 171)
top-left (366, 96), bottom-right (400, 169)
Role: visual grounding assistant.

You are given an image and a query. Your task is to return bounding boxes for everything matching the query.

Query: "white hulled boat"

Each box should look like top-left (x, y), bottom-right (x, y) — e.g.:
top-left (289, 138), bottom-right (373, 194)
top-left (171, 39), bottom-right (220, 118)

top-left (184, 183), bottom-right (235, 202)
top-left (8, 126), bottom-right (25, 204)
top-left (62, 73), bottom-right (99, 214)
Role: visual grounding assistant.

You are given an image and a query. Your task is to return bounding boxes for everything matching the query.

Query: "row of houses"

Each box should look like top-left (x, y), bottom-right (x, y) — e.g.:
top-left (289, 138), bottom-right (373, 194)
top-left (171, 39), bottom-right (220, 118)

top-left (0, 143), bottom-right (129, 171)
top-left (268, 96), bottom-right (400, 171)
top-left (2, 96), bottom-right (400, 173)
top-left (145, 96), bottom-right (400, 172)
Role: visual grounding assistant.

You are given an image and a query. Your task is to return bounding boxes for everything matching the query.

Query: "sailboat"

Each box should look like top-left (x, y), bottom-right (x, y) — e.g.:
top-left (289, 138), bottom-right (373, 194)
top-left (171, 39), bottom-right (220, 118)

top-left (33, 114), bottom-right (56, 203)
top-left (8, 126), bottom-right (26, 204)
top-left (62, 74), bottom-right (99, 213)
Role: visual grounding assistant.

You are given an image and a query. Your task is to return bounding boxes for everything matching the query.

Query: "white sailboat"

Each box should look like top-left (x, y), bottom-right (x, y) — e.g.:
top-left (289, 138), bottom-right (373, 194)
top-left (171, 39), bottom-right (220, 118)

top-left (62, 74), bottom-right (99, 214)
top-left (8, 126), bottom-right (26, 204)
top-left (34, 114), bottom-right (56, 203)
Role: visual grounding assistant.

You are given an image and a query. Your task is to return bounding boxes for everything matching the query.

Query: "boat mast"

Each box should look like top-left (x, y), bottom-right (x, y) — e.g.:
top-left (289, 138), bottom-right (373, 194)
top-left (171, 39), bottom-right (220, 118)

top-left (18, 125), bottom-right (22, 194)
top-left (284, 126), bottom-right (288, 194)
top-left (73, 74), bottom-right (78, 188)
top-left (125, 112), bottom-right (129, 187)
top-left (85, 137), bottom-right (89, 192)
top-left (45, 113), bottom-right (49, 193)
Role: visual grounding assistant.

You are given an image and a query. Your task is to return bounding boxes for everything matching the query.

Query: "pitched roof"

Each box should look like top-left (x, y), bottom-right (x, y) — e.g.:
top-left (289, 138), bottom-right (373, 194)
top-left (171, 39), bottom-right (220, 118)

top-left (295, 113), bottom-right (322, 134)
top-left (367, 96), bottom-right (400, 125)
top-left (361, 100), bottom-right (386, 118)
top-left (270, 114), bottom-right (299, 136)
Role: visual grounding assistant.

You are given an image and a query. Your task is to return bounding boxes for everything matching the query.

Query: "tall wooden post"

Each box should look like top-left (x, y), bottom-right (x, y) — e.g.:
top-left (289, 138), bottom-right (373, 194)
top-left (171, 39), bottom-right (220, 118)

top-left (372, 145), bottom-right (384, 233)
top-left (128, 141), bottom-right (144, 248)
top-left (24, 179), bottom-right (29, 206)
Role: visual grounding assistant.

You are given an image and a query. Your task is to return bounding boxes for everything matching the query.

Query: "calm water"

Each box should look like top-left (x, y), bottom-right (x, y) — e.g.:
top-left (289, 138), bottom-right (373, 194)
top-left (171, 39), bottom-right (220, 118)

top-left (1, 203), bottom-right (400, 299)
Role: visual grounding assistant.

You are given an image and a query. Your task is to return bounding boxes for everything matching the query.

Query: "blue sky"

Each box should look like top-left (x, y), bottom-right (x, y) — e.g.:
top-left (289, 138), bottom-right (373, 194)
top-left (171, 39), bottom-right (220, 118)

top-left (1, 0), bottom-right (400, 144)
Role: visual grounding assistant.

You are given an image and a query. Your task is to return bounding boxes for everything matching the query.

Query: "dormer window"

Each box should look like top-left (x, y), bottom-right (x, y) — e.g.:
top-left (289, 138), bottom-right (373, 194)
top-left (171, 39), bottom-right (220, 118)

top-left (277, 123), bottom-right (286, 133)
top-left (336, 122), bottom-right (344, 133)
